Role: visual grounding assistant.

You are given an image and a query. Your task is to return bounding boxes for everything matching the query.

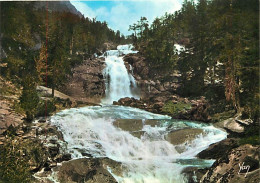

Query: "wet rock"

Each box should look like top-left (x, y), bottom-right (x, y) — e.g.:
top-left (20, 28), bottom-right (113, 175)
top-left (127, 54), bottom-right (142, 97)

top-left (55, 153), bottom-right (72, 162)
top-left (142, 119), bottom-right (159, 126)
top-left (113, 119), bottom-right (143, 132)
top-left (115, 97), bottom-right (134, 106)
top-left (166, 128), bottom-right (204, 145)
top-left (114, 97), bottom-right (146, 110)
top-left (130, 131), bottom-right (145, 138)
top-left (81, 152), bottom-right (93, 157)
top-left (182, 167), bottom-right (207, 183)
top-left (197, 138), bottom-right (239, 159)
top-left (48, 144), bottom-right (60, 158)
top-left (101, 157), bottom-right (123, 177)
top-left (56, 158), bottom-right (118, 183)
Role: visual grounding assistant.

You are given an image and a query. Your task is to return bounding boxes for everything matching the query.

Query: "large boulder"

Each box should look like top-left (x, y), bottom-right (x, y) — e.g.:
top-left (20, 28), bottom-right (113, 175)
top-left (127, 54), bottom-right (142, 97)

top-left (223, 117), bottom-right (245, 136)
top-left (197, 138), bottom-right (239, 159)
top-left (166, 128), bottom-right (204, 146)
top-left (56, 158), bottom-right (119, 183)
top-left (114, 97), bottom-right (134, 106)
top-left (200, 144), bottom-right (260, 183)
top-left (223, 113), bottom-right (254, 137)
top-left (113, 97), bottom-right (145, 109)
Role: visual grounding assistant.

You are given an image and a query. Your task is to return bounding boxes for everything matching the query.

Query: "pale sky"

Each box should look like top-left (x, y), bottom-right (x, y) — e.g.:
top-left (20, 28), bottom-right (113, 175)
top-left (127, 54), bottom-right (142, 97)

top-left (70, 0), bottom-right (183, 35)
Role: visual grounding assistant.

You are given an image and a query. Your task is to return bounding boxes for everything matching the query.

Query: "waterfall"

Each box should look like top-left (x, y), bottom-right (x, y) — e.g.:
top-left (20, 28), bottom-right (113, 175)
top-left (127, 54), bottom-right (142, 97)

top-left (102, 44), bottom-right (139, 104)
top-left (50, 105), bottom-right (227, 183)
top-left (45, 44), bottom-right (228, 183)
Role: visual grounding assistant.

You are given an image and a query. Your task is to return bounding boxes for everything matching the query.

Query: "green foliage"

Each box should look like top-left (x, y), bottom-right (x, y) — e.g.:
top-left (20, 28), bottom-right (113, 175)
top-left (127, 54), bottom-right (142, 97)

top-left (130, 15), bottom-right (178, 71)
top-left (20, 76), bottom-right (39, 121)
top-left (162, 101), bottom-right (191, 115)
top-left (239, 136), bottom-right (259, 146)
top-left (35, 99), bottom-right (56, 117)
top-left (131, 0), bottom-right (259, 118)
top-left (1, 1), bottom-right (130, 100)
top-left (0, 138), bottom-right (32, 183)
top-left (239, 122), bottom-right (259, 145)
top-left (0, 133), bottom-right (48, 183)
top-left (210, 110), bottom-right (236, 123)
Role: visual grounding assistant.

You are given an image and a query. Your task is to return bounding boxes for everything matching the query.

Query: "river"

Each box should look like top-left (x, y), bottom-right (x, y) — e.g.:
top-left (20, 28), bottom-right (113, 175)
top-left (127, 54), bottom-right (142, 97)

top-left (49, 45), bottom-right (227, 183)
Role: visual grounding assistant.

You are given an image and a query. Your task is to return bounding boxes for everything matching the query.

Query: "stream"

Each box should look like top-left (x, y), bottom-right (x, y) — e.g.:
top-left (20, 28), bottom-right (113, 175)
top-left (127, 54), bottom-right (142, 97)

top-left (48, 45), bottom-right (227, 183)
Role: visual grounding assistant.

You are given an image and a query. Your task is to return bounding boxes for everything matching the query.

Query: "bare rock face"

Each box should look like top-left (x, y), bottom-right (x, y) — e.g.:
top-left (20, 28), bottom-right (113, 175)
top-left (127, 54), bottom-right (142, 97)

top-left (56, 158), bottom-right (119, 183)
top-left (61, 58), bottom-right (106, 104)
top-left (200, 144), bottom-right (260, 183)
top-left (0, 98), bottom-right (24, 135)
top-left (123, 53), bottom-right (181, 99)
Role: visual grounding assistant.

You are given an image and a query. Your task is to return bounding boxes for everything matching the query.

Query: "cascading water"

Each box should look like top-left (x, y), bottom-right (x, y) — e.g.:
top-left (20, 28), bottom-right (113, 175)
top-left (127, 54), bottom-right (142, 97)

top-left (46, 45), bottom-right (227, 183)
top-left (50, 105), bottom-right (227, 183)
top-left (102, 44), bottom-right (139, 104)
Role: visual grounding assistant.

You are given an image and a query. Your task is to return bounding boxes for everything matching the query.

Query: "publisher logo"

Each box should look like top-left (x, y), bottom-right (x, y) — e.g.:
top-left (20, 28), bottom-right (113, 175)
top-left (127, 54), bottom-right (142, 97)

top-left (238, 162), bottom-right (250, 177)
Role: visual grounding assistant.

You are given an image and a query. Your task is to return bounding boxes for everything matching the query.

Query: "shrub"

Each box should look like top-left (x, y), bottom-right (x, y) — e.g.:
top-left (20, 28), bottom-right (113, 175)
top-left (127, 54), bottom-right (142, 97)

top-left (162, 101), bottom-right (191, 115)
top-left (35, 99), bottom-right (56, 117)
top-left (239, 136), bottom-right (259, 146)
top-left (0, 138), bottom-right (32, 183)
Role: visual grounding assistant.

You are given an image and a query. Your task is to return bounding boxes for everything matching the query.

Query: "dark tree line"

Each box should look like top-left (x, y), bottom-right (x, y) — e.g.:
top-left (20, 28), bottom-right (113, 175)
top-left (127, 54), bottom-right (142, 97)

top-left (0, 1), bottom-right (130, 119)
top-left (130, 0), bottom-right (258, 120)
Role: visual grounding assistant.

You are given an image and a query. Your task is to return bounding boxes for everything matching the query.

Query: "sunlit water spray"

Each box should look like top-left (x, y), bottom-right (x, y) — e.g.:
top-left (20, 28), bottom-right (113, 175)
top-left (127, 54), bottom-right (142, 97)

top-left (101, 44), bottom-right (139, 104)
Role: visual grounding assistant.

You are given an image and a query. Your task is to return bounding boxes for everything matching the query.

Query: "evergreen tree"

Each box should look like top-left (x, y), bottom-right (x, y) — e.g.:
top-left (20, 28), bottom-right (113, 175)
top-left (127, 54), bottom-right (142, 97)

top-left (20, 76), bottom-right (39, 121)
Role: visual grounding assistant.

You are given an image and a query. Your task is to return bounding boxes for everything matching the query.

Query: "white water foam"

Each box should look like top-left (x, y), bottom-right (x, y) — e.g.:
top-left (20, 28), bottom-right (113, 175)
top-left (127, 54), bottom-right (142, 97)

top-left (102, 44), bottom-right (139, 104)
top-left (48, 45), bottom-right (227, 182)
top-left (50, 105), bottom-right (227, 183)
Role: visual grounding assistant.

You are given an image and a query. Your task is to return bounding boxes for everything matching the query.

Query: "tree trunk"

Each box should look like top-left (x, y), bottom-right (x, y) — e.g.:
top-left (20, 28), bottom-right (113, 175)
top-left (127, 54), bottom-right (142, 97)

top-left (52, 84), bottom-right (55, 97)
top-left (70, 36), bottom-right (74, 55)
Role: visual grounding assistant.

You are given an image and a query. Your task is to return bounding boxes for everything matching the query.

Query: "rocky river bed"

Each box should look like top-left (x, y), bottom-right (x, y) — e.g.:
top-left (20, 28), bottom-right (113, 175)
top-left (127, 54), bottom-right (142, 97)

top-left (1, 103), bottom-right (259, 183)
top-left (0, 45), bottom-right (259, 183)
top-left (26, 104), bottom-right (227, 183)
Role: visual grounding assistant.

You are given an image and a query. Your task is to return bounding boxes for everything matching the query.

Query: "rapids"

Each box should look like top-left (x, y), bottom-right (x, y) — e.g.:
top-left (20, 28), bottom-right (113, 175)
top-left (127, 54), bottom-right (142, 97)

top-left (49, 45), bottom-right (227, 182)
top-left (50, 105), bottom-right (227, 183)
